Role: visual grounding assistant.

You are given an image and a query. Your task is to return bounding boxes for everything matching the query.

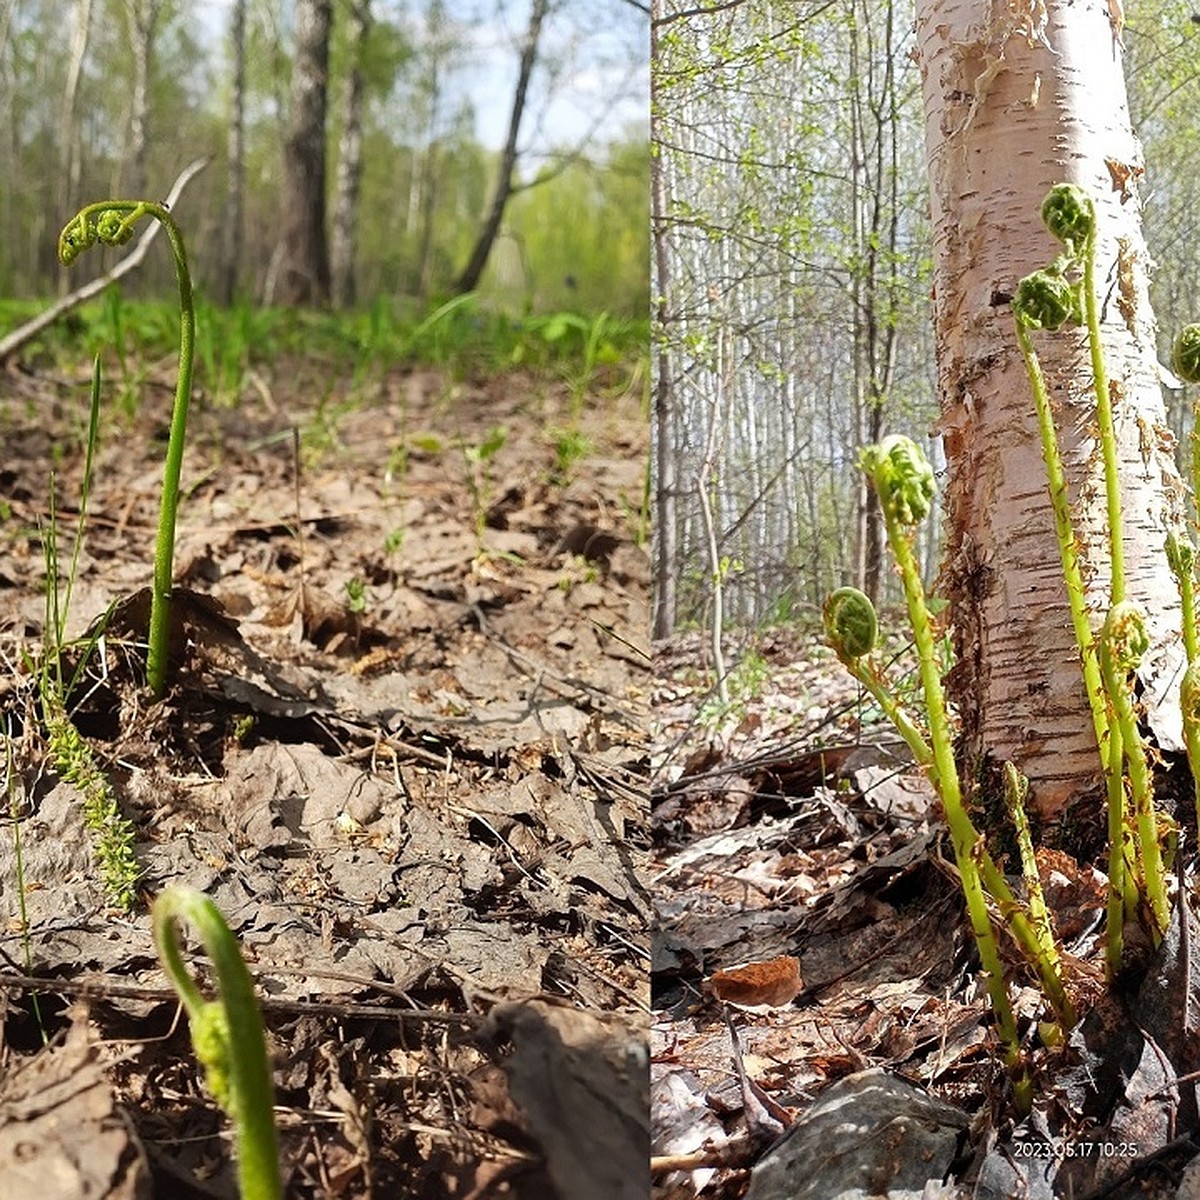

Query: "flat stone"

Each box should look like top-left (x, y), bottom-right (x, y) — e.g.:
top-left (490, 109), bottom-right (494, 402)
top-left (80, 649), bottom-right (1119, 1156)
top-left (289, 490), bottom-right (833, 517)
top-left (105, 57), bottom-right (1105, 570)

top-left (746, 1069), bottom-right (969, 1200)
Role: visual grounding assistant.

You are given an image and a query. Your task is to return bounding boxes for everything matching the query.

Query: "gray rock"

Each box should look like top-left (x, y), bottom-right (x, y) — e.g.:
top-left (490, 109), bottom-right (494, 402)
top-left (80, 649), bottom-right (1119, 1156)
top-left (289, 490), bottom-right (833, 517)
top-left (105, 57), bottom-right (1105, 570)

top-left (746, 1069), bottom-right (969, 1200)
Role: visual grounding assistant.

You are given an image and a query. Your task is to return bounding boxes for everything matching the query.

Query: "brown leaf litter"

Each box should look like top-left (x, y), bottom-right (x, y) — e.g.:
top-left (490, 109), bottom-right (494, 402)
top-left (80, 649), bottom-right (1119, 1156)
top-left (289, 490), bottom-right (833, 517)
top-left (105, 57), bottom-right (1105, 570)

top-left (0, 358), bottom-right (649, 1198)
top-left (652, 626), bottom-right (1200, 1199)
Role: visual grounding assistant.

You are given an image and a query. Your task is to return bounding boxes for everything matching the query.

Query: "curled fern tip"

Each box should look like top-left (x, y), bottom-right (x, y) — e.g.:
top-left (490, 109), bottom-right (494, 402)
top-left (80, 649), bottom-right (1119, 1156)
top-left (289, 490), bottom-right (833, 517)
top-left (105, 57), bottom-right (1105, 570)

top-left (859, 435), bottom-right (935, 527)
top-left (1013, 267), bottom-right (1081, 331)
top-left (1041, 183), bottom-right (1096, 257)
top-left (824, 587), bottom-right (878, 660)
top-left (1172, 323), bottom-right (1200, 384)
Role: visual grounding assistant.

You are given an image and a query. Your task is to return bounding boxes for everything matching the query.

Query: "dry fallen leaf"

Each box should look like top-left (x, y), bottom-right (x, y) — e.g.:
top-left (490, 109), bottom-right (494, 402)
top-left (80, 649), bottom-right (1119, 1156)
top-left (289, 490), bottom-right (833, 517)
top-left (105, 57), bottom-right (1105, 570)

top-left (708, 956), bottom-right (802, 1008)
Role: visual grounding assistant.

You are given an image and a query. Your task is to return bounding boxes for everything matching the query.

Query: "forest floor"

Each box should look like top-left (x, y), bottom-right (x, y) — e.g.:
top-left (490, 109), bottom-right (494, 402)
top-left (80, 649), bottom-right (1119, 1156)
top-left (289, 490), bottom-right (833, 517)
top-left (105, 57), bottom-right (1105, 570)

top-left (651, 625), bottom-right (1200, 1200)
top-left (0, 343), bottom-right (650, 1199)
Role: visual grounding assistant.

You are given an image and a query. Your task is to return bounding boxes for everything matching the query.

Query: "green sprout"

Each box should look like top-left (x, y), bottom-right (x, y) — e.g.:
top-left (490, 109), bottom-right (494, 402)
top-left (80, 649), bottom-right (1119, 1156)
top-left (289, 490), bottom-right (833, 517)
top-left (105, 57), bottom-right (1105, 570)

top-left (1172, 322), bottom-right (1200, 385)
top-left (828, 438), bottom-right (1076, 1088)
top-left (1013, 267), bottom-right (1082, 333)
top-left (1166, 532), bottom-right (1200, 840)
top-left (1011, 183), bottom-right (1184, 970)
top-left (1010, 309), bottom-right (1110, 757)
top-left (1040, 182), bottom-right (1096, 259)
top-left (858, 437), bottom-right (1020, 1066)
top-left (823, 586), bottom-right (933, 767)
top-left (58, 200), bottom-right (196, 697)
top-left (38, 356), bottom-right (140, 912)
top-left (1099, 603), bottom-right (1171, 937)
top-left (1183, 663), bottom-right (1200, 836)
top-left (153, 887), bottom-right (281, 1200)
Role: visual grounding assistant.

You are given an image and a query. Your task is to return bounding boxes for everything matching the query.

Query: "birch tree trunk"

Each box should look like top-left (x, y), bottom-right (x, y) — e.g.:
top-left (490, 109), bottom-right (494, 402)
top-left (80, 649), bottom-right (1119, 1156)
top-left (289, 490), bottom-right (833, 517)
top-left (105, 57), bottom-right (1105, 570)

top-left (915, 0), bottom-right (1186, 815)
top-left (57, 0), bottom-right (92, 295)
top-left (331, 0), bottom-right (371, 309)
top-left (651, 0), bottom-right (677, 640)
top-left (220, 0), bottom-right (247, 306)
top-left (278, 0), bottom-right (332, 307)
top-left (124, 0), bottom-right (160, 198)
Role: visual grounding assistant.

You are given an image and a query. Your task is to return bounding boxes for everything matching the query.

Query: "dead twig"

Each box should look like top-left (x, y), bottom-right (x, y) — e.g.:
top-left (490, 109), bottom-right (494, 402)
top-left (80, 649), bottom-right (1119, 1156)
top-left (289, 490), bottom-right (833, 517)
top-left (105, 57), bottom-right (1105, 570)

top-left (0, 969), bottom-right (478, 1025)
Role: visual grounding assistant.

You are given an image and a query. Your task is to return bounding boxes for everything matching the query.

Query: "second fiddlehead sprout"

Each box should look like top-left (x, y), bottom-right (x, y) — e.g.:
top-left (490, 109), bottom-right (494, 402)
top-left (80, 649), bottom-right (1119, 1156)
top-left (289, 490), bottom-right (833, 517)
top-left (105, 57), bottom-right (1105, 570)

top-left (153, 887), bottom-right (281, 1200)
top-left (823, 586), bottom-right (933, 769)
top-left (58, 200), bottom-right (196, 698)
top-left (826, 439), bottom-right (1075, 1047)
top-left (1173, 323), bottom-right (1200, 385)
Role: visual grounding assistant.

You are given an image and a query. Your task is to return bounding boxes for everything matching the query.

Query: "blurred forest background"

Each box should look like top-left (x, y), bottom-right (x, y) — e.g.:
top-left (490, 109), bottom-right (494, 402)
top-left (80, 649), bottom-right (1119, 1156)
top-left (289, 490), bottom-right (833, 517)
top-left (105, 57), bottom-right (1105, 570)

top-left (651, 0), bottom-right (1200, 638)
top-left (0, 0), bottom-right (649, 317)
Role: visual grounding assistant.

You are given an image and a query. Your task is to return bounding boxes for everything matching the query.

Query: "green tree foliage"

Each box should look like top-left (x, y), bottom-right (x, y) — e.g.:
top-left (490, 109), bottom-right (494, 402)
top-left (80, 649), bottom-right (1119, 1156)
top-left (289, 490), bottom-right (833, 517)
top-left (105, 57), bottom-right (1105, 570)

top-left (1125, 1), bottom-right (1200, 437)
top-left (0, 0), bottom-right (647, 315)
top-left (654, 0), bottom-right (934, 628)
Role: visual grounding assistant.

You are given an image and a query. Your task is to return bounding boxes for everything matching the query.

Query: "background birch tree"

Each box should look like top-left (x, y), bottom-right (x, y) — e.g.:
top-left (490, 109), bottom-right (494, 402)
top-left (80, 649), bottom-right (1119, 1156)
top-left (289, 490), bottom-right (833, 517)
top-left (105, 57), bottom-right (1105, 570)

top-left (330, 0), bottom-right (372, 309)
top-left (652, 0), bottom-right (935, 643)
top-left (277, 0), bottom-right (333, 306)
top-left (0, 0), bottom-right (647, 314)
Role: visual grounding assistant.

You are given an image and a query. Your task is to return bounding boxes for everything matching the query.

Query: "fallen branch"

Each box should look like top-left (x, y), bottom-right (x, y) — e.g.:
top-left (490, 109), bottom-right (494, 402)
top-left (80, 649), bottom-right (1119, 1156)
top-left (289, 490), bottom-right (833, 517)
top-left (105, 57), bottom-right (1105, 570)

top-left (0, 157), bottom-right (209, 363)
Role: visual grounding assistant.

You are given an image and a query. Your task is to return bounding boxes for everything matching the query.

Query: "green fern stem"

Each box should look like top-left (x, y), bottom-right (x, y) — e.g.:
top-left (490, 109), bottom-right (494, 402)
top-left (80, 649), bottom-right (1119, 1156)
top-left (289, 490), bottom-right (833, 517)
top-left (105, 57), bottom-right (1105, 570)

top-left (859, 438), bottom-right (1025, 1064)
top-left (1014, 319), bottom-right (1111, 755)
top-left (881, 501), bottom-right (1022, 1066)
top-left (1183, 664), bottom-right (1200, 845)
top-left (824, 588), bottom-right (934, 768)
top-left (58, 201), bottom-right (195, 697)
top-left (1168, 533), bottom-right (1200, 664)
top-left (153, 888), bottom-right (281, 1200)
top-left (825, 585), bottom-right (1073, 1026)
top-left (1082, 228), bottom-right (1125, 605)
top-left (1103, 719), bottom-right (1128, 979)
top-left (1099, 603), bottom-right (1170, 938)
top-left (1002, 762), bottom-right (1061, 982)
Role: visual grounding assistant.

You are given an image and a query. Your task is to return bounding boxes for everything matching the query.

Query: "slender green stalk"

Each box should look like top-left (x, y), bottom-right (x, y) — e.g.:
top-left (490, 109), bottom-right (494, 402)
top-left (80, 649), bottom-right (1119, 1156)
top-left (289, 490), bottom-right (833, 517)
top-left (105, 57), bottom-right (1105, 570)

top-left (827, 443), bottom-right (1076, 1041)
top-left (1014, 307), bottom-right (1130, 976)
top-left (153, 888), bottom-right (281, 1200)
top-left (1032, 184), bottom-right (1123, 600)
top-left (1013, 318), bottom-right (1109, 755)
top-left (824, 582), bottom-right (1073, 1025)
top-left (1166, 532), bottom-right (1200, 842)
top-left (824, 588), bottom-right (934, 769)
top-left (37, 357), bottom-right (140, 912)
top-left (1003, 763), bottom-right (1060, 979)
top-left (1080, 229), bottom-right (1124, 604)
top-left (858, 439), bottom-right (1021, 1068)
top-left (1099, 603), bottom-right (1170, 936)
top-left (1016, 184), bottom-right (1157, 972)
top-left (1168, 533), bottom-right (1199, 664)
top-left (58, 201), bottom-right (196, 697)
top-left (1104, 718), bottom-right (1127, 979)
top-left (1183, 664), bottom-right (1200, 841)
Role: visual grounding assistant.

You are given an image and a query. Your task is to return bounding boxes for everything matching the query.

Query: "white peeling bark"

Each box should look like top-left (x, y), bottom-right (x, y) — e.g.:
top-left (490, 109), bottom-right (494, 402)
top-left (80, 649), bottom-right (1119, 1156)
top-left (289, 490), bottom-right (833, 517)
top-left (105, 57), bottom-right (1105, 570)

top-left (915, 0), bottom-right (1186, 815)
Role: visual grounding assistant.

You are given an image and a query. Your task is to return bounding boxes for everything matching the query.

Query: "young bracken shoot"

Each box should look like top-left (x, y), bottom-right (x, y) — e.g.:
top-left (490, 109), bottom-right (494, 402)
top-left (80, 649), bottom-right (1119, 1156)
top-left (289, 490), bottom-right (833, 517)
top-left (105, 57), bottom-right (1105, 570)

top-left (826, 437), bottom-right (1074, 1104)
top-left (58, 200), bottom-right (197, 698)
top-left (153, 887), bottom-right (281, 1200)
top-left (1013, 183), bottom-right (1178, 973)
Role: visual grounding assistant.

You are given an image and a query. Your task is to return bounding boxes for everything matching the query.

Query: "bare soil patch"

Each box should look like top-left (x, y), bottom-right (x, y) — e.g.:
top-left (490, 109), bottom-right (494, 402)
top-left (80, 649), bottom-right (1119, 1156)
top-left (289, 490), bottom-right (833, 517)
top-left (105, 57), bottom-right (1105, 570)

top-left (0, 355), bottom-right (650, 1199)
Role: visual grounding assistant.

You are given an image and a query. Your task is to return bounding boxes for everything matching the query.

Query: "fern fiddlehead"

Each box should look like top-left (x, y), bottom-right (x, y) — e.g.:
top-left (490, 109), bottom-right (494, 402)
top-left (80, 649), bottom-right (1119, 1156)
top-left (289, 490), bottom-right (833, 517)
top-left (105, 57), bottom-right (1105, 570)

top-left (58, 200), bottom-right (195, 697)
